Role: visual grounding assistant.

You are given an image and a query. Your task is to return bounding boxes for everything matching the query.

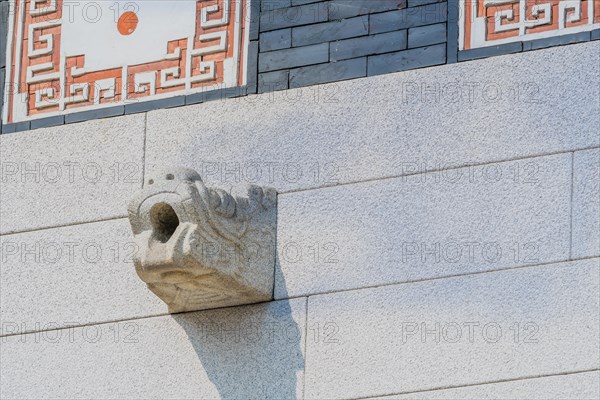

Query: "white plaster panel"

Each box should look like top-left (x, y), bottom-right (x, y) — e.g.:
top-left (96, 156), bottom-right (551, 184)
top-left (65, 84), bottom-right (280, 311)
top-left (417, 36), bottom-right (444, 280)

top-left (2, 0), bottom-right (247, 123)
top-left (460, 0), bottom-right (600, 50)
top-left (61, 1), bottom-right (197, 72)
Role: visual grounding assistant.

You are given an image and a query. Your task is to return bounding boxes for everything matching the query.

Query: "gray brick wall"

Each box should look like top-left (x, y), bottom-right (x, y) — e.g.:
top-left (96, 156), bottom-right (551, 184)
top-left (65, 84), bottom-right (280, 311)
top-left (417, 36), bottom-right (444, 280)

top-left (256, 0), bottom-right (448, 92)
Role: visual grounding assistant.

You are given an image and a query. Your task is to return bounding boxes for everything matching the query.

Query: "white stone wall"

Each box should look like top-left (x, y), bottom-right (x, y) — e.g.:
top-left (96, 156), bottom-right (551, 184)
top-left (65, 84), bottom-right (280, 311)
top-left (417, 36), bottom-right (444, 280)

top-left (1, 41), bottom-right (599, 399)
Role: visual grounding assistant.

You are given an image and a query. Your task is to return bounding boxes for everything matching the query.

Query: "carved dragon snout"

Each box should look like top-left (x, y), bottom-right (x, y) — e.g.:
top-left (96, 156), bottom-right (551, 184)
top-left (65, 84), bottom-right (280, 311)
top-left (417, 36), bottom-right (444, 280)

top-left (128, 167), bottom-right (277, 313)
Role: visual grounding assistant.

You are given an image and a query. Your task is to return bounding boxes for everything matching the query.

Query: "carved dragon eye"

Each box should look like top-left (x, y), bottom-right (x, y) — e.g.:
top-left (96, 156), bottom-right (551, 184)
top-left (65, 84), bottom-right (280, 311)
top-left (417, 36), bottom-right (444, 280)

top-left (166, 174), bottom-right (175, 180)
top-left (149, 203), bottom-right (179, 243)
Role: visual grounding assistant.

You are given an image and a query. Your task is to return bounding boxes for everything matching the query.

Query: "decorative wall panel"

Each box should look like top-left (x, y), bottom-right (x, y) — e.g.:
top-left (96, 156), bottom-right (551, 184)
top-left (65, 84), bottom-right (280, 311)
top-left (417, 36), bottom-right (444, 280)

top-left (460, 0), bottom-right (600, 50)
top-left (2, 0), bottom-right (250, 124)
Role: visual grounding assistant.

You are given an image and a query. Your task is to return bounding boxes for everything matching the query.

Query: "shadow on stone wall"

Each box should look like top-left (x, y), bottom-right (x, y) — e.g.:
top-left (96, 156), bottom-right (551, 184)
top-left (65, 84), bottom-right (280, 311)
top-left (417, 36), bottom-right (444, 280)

top-left (172, 269), bottom-right (303, 399)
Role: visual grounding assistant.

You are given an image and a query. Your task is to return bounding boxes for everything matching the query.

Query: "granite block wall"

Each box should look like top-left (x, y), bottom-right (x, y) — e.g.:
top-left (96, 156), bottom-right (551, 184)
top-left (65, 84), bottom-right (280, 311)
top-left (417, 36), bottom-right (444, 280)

top-left (1, 41), bottom-right (599, 399)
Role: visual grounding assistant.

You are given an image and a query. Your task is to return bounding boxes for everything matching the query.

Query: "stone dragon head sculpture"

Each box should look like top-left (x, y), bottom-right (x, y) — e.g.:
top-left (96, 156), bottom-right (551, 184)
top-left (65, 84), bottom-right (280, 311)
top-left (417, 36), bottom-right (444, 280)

top-left (128, 167), bottom-right (277, 313)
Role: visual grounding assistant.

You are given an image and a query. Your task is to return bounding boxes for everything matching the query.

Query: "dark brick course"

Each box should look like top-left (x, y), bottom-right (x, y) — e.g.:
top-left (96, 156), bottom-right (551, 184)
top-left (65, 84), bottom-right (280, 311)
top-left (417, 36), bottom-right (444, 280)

top-left (446, 0), bottom-right (459, 63)
top-left (408, 22), bottom-right (446, 48)
top-left (259, 43), bottom-right (329, 72)
top-left (185, 86), bottom-right (247, 105)
top-left (368, 43), bottom-right (446, 76)
top-left (261, 29), bottom-right (292, 52)
top-left (328, 0), bottom-right (406, 20)
top-left (458, 42), bottom-right (523, 62)
top-left (258, 70), bottom-right (290, 93)
top-left (30, 115), bottom-right (64, 130)
top-left (125, 96), bottom-right (185, 115)
top-left (247, 41), bottom-right (260, 94)
top-left (522, 31), bottom-right (591, 51)
top-left (330, 30), bottom-right (408, 62)
top-left (407, 0), bottom-right (444, 7)
top-left (370, 2), bottom-right (448, 34)
top-left (289, 57), bottom-right (367, 88)
top-left (292, 16), bottom-right (368, 47)
top-left (2, 121), bottom-right (30, 134)
top-left (261, 0), bottom-right (291, 11)
top-left (0, 67), bottom-right (4, 134)
top-left (64, 106), bottom-right (124, 124)
top-left (260, 2), bottom-right (328, 32)
top-left (0, 1), bottom-right (8, 69)
top-left (292, 0), bottom-right (322, 6)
